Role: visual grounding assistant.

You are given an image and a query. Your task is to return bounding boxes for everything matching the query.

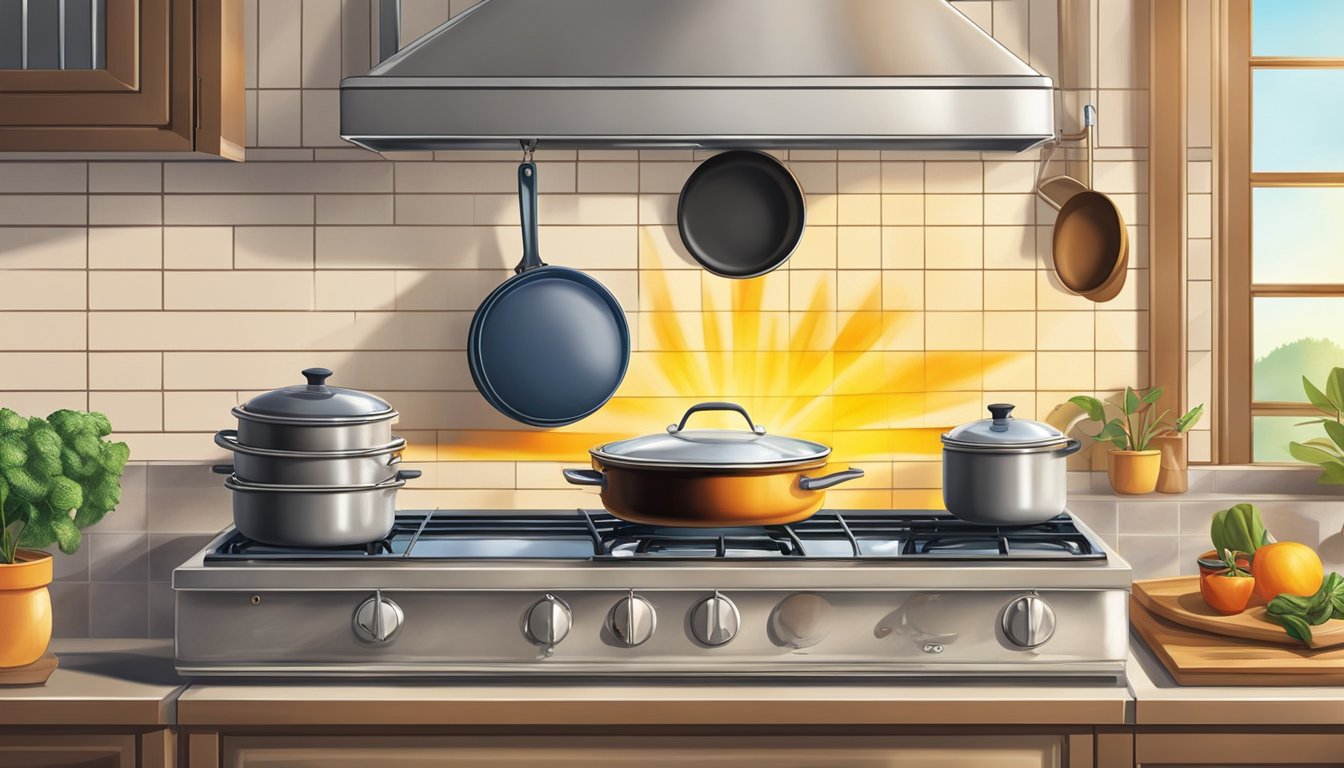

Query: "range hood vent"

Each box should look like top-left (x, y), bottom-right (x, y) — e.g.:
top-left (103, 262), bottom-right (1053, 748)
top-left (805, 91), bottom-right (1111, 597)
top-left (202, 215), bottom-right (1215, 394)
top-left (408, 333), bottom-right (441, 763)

top-left (340, 0), bottom-right (1055, 153)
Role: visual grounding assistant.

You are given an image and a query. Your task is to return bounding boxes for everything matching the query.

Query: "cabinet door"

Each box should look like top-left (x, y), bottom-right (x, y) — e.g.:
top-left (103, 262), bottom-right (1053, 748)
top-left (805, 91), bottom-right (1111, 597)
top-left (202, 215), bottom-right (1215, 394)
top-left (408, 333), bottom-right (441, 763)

top-left (1138, 731), bottom-right (1344, 766)
top-left (0, 733), bottom-right (135, 768)
top-left (0, 0), bottom-right (242, 155)
top-left (224, 735), bottom-right (1064, 768)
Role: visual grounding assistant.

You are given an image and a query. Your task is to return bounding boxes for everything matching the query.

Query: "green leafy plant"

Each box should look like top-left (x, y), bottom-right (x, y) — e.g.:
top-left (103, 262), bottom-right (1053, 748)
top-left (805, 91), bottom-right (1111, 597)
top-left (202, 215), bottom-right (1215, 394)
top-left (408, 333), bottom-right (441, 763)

top-left (1211, 503), bottom-right (1273, 556)
top-left (1267, 572), bottom-right (1344, 644)
top-left (1288, 367), bottom-right (1344, 484)
top-left (1069, 387), bottom-right (1205, 452)
top-left (0, 408), bottom-right (129, 565)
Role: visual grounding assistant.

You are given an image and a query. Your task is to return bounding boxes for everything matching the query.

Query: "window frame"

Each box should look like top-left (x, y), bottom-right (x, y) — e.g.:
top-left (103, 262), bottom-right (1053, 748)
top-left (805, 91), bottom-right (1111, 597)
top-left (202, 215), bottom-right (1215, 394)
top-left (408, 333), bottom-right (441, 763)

top-left (1218, 0), bottom-right (1344, 463)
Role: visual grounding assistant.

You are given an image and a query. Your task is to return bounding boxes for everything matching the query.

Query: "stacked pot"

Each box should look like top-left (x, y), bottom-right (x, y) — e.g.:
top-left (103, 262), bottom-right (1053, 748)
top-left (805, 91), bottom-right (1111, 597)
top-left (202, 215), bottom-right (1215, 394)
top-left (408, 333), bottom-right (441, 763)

top-left (213, 368), bottom-right (419, 547)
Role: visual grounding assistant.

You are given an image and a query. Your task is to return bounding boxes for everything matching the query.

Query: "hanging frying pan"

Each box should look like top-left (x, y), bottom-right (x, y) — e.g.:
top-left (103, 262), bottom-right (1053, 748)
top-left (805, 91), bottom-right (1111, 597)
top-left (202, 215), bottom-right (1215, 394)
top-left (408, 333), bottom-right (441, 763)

top-left (677, 150), bottom-right (806, 279)
top-left (467, 159), bottom-right (630, 427)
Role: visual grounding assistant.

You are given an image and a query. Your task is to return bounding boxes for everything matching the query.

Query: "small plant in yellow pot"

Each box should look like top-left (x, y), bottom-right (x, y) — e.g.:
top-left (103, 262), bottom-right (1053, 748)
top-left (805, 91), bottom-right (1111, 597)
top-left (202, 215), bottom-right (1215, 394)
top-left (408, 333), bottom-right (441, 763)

top-left (0, 408), bottom-right (128, 670)
top-left (1070, 387), bottom-right (1203, 495)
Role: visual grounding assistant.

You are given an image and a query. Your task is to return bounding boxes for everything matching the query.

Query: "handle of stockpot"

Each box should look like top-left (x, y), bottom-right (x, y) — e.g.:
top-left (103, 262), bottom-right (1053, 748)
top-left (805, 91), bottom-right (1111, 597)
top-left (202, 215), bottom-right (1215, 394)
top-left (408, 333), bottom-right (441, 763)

top-left (799, 468), bottom-right (865, 492)
top-left (515, 158), bottom-right (546, 274)
top-left (563, 469), bottom-right (605, 487)
top-left (395, 469), bottom-right (421, 481)
top-left (211, 464), bottom-right (234, 475)
top-left (668, 402), bottom-right (765, 435)
top-left (1057, 438), bottom-right (1084, 457)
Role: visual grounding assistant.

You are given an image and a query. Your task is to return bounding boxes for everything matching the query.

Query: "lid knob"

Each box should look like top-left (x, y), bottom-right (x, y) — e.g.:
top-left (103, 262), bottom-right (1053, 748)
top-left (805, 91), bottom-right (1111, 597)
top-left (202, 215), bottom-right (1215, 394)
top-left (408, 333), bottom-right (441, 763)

top-left (987, 403), bottom-right (1015, 432)
top-left (302, 368), bottom-right (333, 388)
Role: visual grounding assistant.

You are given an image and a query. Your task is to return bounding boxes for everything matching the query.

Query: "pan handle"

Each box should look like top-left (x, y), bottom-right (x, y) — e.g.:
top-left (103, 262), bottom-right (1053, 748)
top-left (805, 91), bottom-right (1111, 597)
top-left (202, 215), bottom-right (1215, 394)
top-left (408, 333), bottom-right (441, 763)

top-left (798, 467), bottom-right (865, 492)
top-left (211, 464), bottom-right (234, 475)
top-left (562, 469), bottom-right (605, 487)
top-left (1056, 438), bottom-right (1084, 458)
top-left (668, 402), bottom-right (765, 435)
top-left (514, 159), bottom-right (547, 275)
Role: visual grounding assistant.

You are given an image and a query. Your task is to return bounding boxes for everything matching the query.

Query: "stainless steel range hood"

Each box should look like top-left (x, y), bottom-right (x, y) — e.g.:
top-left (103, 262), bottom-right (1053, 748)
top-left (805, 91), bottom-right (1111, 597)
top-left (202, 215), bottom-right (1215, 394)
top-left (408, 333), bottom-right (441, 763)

top-left (340, 0), bottom-right (1055, 153)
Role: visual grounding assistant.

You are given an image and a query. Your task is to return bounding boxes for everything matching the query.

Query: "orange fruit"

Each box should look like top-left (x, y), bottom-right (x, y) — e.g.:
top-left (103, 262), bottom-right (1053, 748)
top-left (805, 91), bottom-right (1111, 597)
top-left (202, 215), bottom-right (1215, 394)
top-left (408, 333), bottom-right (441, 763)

top-left (1250, 542), bottom-right (1324, 601)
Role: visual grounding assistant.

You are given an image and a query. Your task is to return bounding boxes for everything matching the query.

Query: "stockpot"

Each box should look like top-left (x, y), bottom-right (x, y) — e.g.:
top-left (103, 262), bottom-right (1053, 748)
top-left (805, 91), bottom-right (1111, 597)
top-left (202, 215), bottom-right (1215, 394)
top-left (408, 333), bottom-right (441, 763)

top-left (215, 468), bottom-right (421, 547)
top-left (563, 402), bottom-right (864, 527)
top-left (214, 430), bottom-right (407, 486)
top-left (231, 368), bottom-right (397, 452)
top-left (940, 404), bottom-right (1082, 526)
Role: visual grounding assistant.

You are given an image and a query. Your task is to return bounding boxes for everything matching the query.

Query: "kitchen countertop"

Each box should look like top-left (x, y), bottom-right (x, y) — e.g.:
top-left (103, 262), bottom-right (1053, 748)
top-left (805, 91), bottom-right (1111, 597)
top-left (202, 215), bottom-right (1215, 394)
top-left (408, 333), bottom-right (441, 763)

top-left (13, 638), bottom-right (1344, 729)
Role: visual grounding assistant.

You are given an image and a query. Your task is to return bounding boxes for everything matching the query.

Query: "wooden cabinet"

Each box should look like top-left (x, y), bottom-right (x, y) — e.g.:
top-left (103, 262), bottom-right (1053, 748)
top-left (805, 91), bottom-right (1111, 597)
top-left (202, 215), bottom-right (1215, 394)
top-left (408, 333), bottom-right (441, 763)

top-left (1137, 730), bottom-right (1344, 766)
top-left (0, 729), bottom-right (174, 768)
top-left (0, 0), bottom-right (243, 158)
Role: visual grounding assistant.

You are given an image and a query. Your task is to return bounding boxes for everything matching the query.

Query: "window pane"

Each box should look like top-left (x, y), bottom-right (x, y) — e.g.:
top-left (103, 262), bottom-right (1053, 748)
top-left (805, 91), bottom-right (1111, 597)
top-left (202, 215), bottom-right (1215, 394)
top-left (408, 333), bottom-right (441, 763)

top-left (1252, 188), bottom-right (1344, 283)
top-left (1253, 297), bottom-right (1344, 402)
top-left (1254, 0), bottom-right (1344, 57)
top-left (1254, 70), bottom-right (1344, 171)
top-left (1253, 416), bottom-right (1329, 462)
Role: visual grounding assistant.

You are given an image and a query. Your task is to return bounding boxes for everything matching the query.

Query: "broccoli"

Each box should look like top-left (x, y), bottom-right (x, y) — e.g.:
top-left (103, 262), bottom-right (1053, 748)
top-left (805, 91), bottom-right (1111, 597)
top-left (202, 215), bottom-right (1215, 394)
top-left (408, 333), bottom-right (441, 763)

top-left (0, 408), bottom-right (129, 564)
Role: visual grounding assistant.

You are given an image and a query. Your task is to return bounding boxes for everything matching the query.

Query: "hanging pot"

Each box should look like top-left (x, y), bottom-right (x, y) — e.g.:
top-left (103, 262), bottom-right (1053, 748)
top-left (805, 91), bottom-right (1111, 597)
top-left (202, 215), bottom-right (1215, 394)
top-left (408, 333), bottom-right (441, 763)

top-left (231, 368), bottom-right (398, 452)
top-left (941, 404), bottom-right (1083, 526)
top-left (562, 402), bottom-right (863, 527)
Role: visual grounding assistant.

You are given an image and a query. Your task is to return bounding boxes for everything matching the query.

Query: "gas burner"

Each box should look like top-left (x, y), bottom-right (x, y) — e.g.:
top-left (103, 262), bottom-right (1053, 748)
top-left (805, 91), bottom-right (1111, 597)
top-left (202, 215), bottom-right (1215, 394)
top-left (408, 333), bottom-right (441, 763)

top-left (202, 510), bottom-right (1106, 563)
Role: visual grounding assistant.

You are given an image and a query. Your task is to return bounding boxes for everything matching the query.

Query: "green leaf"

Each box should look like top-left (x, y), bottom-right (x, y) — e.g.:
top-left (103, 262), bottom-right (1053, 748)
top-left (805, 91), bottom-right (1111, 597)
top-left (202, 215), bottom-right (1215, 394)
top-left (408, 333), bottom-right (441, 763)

top-left (50, 512), bottom-right (80, 555)
top-left (1069, 395), bottom-right (1106, 422)
top-left (1141, 387), bottom-right (1164, 406)
top-left (1124, 387), bottom-right (1139, 415)
top-left (1277, 614), bottom-right (1315, 644)
top-left (1320, 463), bottom-right (1344, 485)
top-left (46, 476), bottom-right (81, 512)
top-left (1329, 367), bottom-right (1344, 413)
top-left (1290, 441), bottom-right (1342, 467)
top-left (1304, 375), bottom-right (1339, 415)
top-left (1176, 404), bottom-right (1205, 433)
top-left (1303, 437), bottom-right (1343, 454)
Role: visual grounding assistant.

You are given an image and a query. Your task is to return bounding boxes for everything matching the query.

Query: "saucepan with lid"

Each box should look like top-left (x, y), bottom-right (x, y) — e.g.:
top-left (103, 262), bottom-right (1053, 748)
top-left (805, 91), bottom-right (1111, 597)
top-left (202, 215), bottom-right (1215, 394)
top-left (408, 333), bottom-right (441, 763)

top-left (562, 402), bottom-right (864, 527)
top-left (941, 403), bottom-right (1083, 526)
top-left (229, 368), bottom-right (398, 452)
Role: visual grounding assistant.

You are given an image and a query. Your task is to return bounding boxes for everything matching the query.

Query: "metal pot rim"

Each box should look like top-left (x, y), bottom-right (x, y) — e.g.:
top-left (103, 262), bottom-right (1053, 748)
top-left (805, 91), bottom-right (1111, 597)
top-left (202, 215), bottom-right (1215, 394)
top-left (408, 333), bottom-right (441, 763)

top-left (232, 405), bottom-right (399, 427)
top-left (223, 475), bottom-right (407, 493)
top-left (590, 452), bottom-right (831, 472)
top-left (940, 438), bottom-right (1072, 454)
top-left (216, 430), bottom-right (406, 458)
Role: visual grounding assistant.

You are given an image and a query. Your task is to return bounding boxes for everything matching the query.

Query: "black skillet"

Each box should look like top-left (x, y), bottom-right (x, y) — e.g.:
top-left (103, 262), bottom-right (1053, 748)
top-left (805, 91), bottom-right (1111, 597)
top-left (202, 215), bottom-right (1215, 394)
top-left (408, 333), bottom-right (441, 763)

top-left (467, 161), bottom-right (630, 427)
top-left (677, 150), bottom-right (806, 279)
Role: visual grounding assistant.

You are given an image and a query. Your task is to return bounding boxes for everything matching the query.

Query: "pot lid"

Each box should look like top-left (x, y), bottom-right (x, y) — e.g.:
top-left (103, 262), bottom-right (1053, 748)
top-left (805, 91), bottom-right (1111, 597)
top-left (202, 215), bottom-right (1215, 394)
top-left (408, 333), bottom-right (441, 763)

top-left (941, 403), bottom-right (1066, 449)
top-left (592, 402), bottom-right (830, 468)
top-left (235, 369), bottom-right (396, 424)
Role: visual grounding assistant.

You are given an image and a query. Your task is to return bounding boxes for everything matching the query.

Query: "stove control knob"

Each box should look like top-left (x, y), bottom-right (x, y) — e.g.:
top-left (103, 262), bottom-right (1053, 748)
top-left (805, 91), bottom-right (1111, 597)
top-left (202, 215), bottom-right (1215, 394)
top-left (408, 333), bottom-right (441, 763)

top-left (691, 592), bottom-right (740, 647)
top-left (1001, 594), bottom-right (1056, 649)
top-left (609, 593), bottom-right (656, 647)
top-left (353, 591), bottom-right (403, 644)
top-left (771, 593), bottom-right (832, 648)
top-left (524, 594), bottom-right (572, 647)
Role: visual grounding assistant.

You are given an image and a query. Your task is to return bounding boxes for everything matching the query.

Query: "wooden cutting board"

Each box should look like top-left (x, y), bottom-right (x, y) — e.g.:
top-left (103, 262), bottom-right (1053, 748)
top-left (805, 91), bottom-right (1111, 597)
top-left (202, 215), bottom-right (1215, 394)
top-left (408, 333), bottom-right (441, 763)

top-left (1133, 576), bottom-right (1344, 650)
top-left (1131, 596), bottom-right (1344, 686)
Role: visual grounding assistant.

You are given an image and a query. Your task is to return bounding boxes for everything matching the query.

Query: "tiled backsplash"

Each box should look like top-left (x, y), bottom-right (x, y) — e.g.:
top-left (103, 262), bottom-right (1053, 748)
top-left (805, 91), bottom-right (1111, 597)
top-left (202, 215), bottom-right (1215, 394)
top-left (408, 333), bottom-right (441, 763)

top-left (0, 0), bottom-right (1165, 637)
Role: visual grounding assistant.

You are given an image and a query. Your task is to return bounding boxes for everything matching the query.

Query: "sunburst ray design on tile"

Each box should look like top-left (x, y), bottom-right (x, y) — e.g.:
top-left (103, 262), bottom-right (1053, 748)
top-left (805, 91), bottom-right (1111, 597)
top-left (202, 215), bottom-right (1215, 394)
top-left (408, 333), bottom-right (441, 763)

top-left (441, 231), bottom-right (1021, 493)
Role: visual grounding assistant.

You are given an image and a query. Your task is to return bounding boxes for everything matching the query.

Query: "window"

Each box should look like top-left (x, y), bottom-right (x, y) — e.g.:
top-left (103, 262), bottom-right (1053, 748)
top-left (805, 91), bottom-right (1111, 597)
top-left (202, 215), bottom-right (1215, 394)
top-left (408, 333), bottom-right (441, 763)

top-left (1224, 0), bottom-right (1344, 462)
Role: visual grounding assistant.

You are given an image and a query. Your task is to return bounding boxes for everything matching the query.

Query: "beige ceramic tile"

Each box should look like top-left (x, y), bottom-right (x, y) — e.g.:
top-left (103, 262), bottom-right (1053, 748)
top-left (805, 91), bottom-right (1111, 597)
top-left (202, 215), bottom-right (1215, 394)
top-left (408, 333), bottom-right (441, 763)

top-left (577, 163), bottom-right (639, 193)
top-left (89, 353), bottom-right (162, 390)
top-left (234, 226), bottom-right (315, 268)
top-left (164, 195), bottom-right (315, 225)
top-left (881, 271), bottom-right (924, 311)
top-left (881, 195), bottom-right (923, 226)
top-left (836, 227), bottom-right (881, 269)
top-left (992, 0), bottom-right (1030, 61)
top-left (880, 162), bottom-right (923, 193)
top-left (0, 313), bottom-right (85, 350)
top-left (0, 163), bottom-right (85, 193)
top-left (163, 227), bottom-right (232, 270)
top-left (789, 226), bottom-right (836, 269)
top-left (925, 227), bottom-right (982, 269)
top-left (0, 228), bottom-right (86, 268)
top-left (301, 0), bottom-right (342, 87)
top-left (837, 195), bottom-right (881, 226)
top-left (1187, 281), bottom-right (1212, 351)
top-left (0, 272), bottom-right (86, 310)
top-left (984, 352), bottom-right (1036, 390)
top-left (315, 271), bottom-right (397, 311)
top-left (88, 226), bottom-right (162, 269)
top-left (1187, 238), bottom-right (1211, 281)
top-left (163, 391), bottom-right (244, 432)
top-left (88, 163), bottom-right (161, 193)
top-left (1097, 310), bottom-right (1148, 351)
top-left (1037, 351), bottom-right (1095, 390)
top-left (393, 195), bottom-right (475, 225)
top-left (164, 272), bottom-right (314, 311)
top-left (89, 195), bottom-right (161, 226)
top-left (258, 0), bottom-right (302, 88)
top-left (837, 163), bottom-right (881, 194)
top-left (983, 312), bottom-right (1036, 350)
top-left (1186, 193), bottom-right (1212, 239)
top-left (88, 391), bottom-right (162, 432)
top-left (1098, 0), bottom-right (1149, 89)
top-left (164, 161), bottom-right (391, 194)
top-left (924, 271), bottom-right (982, 311)
top-left (1096, 350), bottom-right (1149, 391)
top-left (257, 90), bottom-right (303, 147)
top-left (836, 271), bottom-right (882, 311)
top-left (316, 194), bottom-right (394, 225)
top-left (983, 193), bottom-right (1035, 226)
top-left (638, 162), bottom-right (698, 194)
top-left (881, 227), bottom-right (923, 269)
top-left (0, 196), bottom-right (85, 226)
top-left (1097, 90), bottom-right (1149, 148)
top-left (925, 194), bottom-right (983, 226)
top-left (0, 353), bottom-right (86, 390)
top-left (924, 163), bottom-right (983, 194)
top-left (301, 89), bottom-right (343, 147)
top-left (1036, 310), bottom-right (1095, 350)
top-left (89, 312), bottom-right (355, 351)
top-left (983, 162), bottom-right (1036, 194)
top-left (982, 270), bottom-right (1035, 311)
top-left (805, 194), bottom-right (838, 226)
top-left (90, 272), bottom-right (162, 310)
top-left (925, 312), bottom-right (983, 350)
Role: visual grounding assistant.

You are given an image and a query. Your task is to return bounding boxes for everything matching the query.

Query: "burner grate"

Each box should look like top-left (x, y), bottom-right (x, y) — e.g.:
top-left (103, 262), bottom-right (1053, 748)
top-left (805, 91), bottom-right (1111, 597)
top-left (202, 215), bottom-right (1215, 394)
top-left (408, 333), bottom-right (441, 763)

top-left (204, 509), bottom-right (1106, 563)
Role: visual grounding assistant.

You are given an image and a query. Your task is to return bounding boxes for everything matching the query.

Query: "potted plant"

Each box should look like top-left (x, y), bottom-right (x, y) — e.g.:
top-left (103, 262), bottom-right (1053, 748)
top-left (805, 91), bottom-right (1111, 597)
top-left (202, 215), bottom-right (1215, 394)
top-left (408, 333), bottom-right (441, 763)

top-left (1150, 404), bottom-right (1205, 493)
top-left (1070, 387), bottom-right (1205, 495)
top-left (0, 408), bottom-right (128, 671)
top-left (1288, 367), bottom-right (1344, 483)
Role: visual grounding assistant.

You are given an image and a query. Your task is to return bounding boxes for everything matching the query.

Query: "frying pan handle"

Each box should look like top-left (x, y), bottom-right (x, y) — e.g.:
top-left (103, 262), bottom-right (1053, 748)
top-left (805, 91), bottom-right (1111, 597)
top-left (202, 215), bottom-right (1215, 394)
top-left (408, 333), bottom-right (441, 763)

top-left (562, 469), bottom-right (605, 487)
top-left (211, 464), bottom-right (234, 475)
top-left (798, 467), bottom-right (864, 492)
top-left (515, 161), bottom-right (546, 274)
top-left (668, 402), bottom-right (765, 435)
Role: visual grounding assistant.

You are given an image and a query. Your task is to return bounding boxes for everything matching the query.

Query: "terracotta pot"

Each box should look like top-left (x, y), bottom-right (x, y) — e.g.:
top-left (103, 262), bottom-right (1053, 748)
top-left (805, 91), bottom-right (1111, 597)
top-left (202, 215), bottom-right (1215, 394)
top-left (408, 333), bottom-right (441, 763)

top-left (1152, 432), bottom-right (1188, 494)
top-left (1106, 449), bottom-right (1161, 494)
top-left (0, 549), bottom-right (53, 668)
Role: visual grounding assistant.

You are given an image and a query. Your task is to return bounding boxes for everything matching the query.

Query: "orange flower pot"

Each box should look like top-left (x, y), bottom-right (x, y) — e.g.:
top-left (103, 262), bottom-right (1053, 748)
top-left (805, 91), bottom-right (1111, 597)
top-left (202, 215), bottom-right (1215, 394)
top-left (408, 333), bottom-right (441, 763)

top-left (0, 549), bottom-right (53, 668)
top-left (1106, 450), bottom-right (1161, 495)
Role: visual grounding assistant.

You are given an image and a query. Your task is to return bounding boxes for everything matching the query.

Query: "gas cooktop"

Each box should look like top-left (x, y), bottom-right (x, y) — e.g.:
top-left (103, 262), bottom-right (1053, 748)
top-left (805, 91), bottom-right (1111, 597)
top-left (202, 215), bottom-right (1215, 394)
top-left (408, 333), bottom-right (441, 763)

top-left (174, 510), bottom-right (1130, 682)
top-left (204, 510), bottom-right (1109, 562)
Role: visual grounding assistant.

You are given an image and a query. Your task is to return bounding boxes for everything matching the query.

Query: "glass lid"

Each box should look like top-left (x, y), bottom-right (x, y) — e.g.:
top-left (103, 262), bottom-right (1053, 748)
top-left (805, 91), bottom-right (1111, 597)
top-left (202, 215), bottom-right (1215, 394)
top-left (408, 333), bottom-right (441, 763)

top-left (592, 402), bottom-right (830, 468)
top-left (941, 403), bottom-right (1066, 449)
top-left (236, 368), bottom-right (395, 423)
